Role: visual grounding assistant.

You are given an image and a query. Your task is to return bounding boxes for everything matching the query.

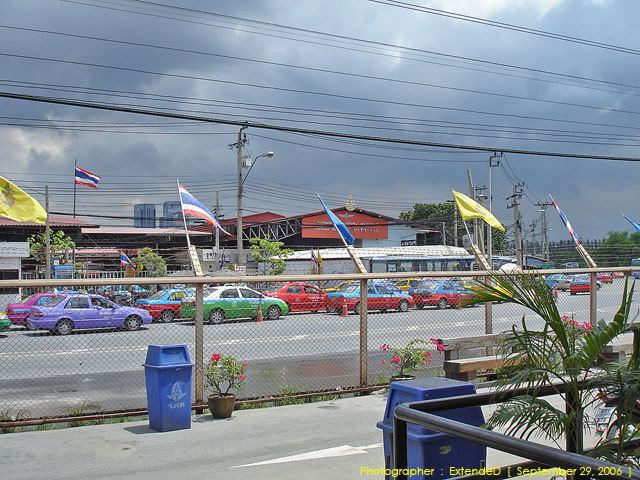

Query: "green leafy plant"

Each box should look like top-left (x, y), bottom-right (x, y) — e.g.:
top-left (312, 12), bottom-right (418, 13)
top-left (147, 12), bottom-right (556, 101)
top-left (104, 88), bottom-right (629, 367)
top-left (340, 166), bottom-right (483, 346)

top-left (29, 230), bottom-right (75, 266)
top-left (133, 247), bottom-right (166, 277)
top-left (205, 354), bottom-right (247, 396)
top-left (467, 274), bottom-right (635, 454)
top-left (249, 238), bottom-right (293, 275)
top-left (379, 339), bottom-right (432, 378)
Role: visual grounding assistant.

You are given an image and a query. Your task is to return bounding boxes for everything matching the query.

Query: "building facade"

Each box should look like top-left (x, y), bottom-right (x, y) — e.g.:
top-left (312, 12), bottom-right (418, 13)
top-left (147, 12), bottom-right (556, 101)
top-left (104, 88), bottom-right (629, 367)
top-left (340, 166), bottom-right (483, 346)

top-left (134, 204), bottom-right (156, 228)
top-left (159, 201), bottom-right (182, 228)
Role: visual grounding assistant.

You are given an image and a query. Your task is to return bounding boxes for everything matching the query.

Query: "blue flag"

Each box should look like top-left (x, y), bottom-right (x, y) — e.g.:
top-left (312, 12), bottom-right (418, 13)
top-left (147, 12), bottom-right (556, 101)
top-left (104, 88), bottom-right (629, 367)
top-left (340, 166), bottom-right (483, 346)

top-left (317, 194), bottom-right (355, 246)
top-left (622, 213), bottom-right (640, 232)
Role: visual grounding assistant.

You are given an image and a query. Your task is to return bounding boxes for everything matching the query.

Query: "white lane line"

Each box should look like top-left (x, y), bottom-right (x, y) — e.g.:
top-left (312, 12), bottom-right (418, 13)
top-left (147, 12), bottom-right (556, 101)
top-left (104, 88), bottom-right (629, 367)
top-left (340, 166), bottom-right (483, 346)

top-left (231, 443), bottom-right (382, 468)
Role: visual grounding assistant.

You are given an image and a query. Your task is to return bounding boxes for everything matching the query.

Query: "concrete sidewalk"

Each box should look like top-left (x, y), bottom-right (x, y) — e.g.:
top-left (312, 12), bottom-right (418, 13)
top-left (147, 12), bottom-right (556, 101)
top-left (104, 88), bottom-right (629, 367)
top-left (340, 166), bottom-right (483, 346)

top-left (0, 391), bottom-right (597, 480)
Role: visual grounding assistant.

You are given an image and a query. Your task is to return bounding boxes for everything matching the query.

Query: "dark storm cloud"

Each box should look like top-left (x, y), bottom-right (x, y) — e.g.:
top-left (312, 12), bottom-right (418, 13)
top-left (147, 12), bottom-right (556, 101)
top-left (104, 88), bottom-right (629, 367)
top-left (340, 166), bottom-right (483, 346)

top-left (0, 0), bottom-right (638, 238)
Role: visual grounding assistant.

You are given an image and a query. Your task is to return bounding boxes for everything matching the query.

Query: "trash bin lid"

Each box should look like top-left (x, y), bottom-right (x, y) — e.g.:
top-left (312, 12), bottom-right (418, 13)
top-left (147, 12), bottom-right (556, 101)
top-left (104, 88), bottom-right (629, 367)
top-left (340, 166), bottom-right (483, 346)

top-left (144, 344), bottom-right (193, 367)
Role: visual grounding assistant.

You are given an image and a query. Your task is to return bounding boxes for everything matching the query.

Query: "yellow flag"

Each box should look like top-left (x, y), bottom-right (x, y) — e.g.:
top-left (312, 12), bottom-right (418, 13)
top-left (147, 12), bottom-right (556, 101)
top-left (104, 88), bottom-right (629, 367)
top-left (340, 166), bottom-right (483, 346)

top-left (0, 176), bottom-right (47, 224)
top-left (452, 190), bottom-right (505, 232)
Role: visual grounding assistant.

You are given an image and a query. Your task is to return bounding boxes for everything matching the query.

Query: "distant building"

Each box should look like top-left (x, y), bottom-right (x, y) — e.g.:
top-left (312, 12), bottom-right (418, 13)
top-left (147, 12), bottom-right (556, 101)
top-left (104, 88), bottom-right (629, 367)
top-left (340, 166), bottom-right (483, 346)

top-left (134, 204), bottom-right (156, 228)
top-left (160, 201), bottom-right (182, 227)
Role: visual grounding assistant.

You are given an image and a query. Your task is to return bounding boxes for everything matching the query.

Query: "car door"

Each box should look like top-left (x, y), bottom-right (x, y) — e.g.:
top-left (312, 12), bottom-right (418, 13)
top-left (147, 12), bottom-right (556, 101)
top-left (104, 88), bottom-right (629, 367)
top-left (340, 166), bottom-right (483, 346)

top-left (303, 285), bottom-right (323, 311)
top-left (285, 285), bottom-right (304, 311)
top-left (90, 296), bottom-right (118, 327)
top-left (219, 287), bottom-right (242, 318)
top-left (239, 288), bottom-right (262, 317)
top-left (64, 296), bottom-right (93, 329)
top-left (367, 284), bottom-right (382, 310)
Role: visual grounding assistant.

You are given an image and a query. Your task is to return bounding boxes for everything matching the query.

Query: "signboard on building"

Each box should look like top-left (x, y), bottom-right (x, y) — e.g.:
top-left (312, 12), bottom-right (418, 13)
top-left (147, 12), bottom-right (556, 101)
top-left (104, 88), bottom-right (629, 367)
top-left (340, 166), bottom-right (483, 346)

top-left (0, 242), bottom-right (29, 258)
top-left (302, 211), bottom-right (388, 240)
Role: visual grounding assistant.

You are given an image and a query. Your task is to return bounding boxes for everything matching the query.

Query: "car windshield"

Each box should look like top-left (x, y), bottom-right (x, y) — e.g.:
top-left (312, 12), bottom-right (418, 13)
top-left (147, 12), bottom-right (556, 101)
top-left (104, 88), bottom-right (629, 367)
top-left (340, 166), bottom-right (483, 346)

top-left (342, 285), bottom-right (358, 293)
top-left (147, 291), bottom-right (167, 300)
top-left (20, 293), bottom-right (39, 303)
top-left (573, 275), bottom-right (589, 282)
top-left (417, 282), bottom-right (439, 290)
top-left (46, 296), bottom-right (66, 307)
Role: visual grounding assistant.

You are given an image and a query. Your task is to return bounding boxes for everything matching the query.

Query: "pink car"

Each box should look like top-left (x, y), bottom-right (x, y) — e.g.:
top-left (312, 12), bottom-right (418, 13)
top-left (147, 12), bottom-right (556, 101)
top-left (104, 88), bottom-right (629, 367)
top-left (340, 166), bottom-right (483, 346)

top-left (6, 293), bottom-right (62, 326)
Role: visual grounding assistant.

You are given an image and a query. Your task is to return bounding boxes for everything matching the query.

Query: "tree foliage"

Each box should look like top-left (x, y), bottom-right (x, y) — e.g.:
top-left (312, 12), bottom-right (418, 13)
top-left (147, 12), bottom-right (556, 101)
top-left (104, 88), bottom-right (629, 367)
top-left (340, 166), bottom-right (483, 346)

top-left (133, 247), bottom-right (167, 277)
top-left (28, 230), bottom-right (75, 263)
top-left (249, 238), bottom-right (293, 275)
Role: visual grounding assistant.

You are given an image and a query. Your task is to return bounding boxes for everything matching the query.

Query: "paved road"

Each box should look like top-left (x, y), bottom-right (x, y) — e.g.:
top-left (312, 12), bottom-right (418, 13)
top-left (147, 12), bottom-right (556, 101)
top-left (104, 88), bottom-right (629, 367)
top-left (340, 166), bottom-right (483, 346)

top-left (0, 282), bottom-right (629, 417)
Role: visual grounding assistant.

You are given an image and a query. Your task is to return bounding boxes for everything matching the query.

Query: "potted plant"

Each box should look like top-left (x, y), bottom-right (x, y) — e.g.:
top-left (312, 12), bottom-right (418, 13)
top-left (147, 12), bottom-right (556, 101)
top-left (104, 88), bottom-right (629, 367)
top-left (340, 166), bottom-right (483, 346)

top-left (205, 353), bottom-right (247, 418)
top-left (379, 339), bottom-right (432, 381)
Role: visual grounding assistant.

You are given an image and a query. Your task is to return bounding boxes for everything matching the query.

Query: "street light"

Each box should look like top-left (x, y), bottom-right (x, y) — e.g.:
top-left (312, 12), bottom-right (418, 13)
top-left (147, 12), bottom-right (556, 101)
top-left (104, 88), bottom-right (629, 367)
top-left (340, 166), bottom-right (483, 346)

top-left (237, 150), bottom-right (275, 265)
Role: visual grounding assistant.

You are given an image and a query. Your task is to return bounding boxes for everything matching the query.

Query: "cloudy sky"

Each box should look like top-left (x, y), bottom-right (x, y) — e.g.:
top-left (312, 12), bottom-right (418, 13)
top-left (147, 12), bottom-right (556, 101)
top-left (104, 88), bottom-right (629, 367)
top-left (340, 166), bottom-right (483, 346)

top-left (0, 0), bottom-right (638, 241)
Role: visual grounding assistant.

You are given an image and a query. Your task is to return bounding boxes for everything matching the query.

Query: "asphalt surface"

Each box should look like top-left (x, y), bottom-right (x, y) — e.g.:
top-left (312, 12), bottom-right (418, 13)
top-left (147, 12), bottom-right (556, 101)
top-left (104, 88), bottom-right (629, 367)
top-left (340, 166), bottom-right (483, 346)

top-left (0, 391), bottom-right (603, 480)
top-left (0, 281), bottom-right (630, 417)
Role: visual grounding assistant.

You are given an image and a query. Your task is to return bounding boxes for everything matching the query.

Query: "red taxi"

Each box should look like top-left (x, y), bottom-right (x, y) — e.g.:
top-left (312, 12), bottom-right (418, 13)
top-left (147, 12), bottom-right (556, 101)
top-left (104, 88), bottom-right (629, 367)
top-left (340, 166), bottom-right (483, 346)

top-left (263, 283), bottom-right (328, 312)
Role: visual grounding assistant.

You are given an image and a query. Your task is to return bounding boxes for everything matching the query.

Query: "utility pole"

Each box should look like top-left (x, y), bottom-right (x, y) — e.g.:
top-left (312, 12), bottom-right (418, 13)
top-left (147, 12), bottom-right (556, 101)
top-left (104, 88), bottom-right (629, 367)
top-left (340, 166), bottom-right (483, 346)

top-left (230, 127), bottom-right (248, 265)
top-left (475, 185), bottom-right (487, 253)
top-left (452, 200), bottom-right (458, 247)
top-left (45, 185), bottom-right (51, 280)
top-left (466, 169), bottom-right (477, 248)
top-left (488, 152), bottom-right (502, 269)
top-left (214, 190), bottom-right (221, 271)
top-left (535, 201), bottom-right (552, 261)
top-left (507, 183), bottom-right (524, 267)
top-left (529, 220), bottom-right (537, 257)
top-left (441, 221), bottom-right (446, 246)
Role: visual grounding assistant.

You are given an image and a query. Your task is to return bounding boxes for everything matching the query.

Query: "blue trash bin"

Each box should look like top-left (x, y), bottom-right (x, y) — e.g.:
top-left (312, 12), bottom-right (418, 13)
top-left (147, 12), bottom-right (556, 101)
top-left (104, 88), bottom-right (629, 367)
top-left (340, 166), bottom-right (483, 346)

top-left (144, 344), bottom-right (194, 432)
top-left (376, 377), bottom-right (486, 480)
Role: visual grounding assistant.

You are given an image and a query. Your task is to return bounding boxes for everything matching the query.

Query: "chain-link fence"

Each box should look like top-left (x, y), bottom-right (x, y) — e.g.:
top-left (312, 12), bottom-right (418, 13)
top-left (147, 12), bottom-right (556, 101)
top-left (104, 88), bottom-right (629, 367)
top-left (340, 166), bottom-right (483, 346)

top-left (0, 267), bottom-right (635, 422)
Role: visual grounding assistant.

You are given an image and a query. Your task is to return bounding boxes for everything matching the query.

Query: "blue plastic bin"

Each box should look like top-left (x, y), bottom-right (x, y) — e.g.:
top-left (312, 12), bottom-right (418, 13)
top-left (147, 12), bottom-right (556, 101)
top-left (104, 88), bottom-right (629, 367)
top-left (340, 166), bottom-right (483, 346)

top-left (144, 344), bottom-right (193, 432)
top-left (376, 378), bottom-right (486, 480)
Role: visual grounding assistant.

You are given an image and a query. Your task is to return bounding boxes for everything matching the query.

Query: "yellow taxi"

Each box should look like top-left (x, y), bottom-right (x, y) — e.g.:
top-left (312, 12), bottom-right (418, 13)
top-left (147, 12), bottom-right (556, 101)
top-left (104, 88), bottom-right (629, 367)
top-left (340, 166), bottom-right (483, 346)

top-left (394, 278), bottom-right (422, 292)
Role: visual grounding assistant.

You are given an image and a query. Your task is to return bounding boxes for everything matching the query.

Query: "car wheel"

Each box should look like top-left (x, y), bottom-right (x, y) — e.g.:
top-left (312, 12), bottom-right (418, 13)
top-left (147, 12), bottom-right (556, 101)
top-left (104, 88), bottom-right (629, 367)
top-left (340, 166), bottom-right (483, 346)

top-left (326, 307), bottom-right (337, 314)
top-left (267, 305), bottom-right (281, 321)
top-left (209, 309), bottom-right (225, 325)
top-left (437, 298), bottom-right (448, 309)
top-left (158, 310), bottom-right (175, 323)
top-left (416, 304), bottom-right (424, 310)
top-left (353, 303), bottom-right (361, 315)
top-left (124, 315), bottom-right (142, 331)
top-left (55, 319), bottom-right (73, 336)
top-left (398, 300), bottom-right (409, 312)
top-left (570, 291), bottom-right (576, 295)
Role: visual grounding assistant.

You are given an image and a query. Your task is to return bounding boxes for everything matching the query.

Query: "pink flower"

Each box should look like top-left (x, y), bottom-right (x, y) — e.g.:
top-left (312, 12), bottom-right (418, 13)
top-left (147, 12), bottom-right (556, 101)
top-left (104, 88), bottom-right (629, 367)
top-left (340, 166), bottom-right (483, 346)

top-left (210, 354), bottom-right (221, 361)
top-left (242, 362), bottom-right (249, 368)
top-left (380, 360), bottom-right (386, 366)
top-left (391, 356), bottom-right (401, 364)
top-left (238, 375), bottom-right (246, 381)
top-left (379, 343), bottom-right (390, 352)
top-left (582, 322), bottom-right (593, 331)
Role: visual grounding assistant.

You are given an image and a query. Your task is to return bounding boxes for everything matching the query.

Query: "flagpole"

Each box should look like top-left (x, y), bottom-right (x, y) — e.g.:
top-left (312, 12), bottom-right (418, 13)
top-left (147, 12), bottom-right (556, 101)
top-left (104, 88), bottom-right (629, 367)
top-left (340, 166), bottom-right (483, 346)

top-left (73, 158), bottom-right (77, 218)
top-left (177, 179), bottom-right (191, 249)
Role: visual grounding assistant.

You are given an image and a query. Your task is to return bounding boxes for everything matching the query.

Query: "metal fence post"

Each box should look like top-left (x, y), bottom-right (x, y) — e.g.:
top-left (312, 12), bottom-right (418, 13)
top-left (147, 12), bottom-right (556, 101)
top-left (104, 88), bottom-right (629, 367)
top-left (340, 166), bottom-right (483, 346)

top-left (484, 275), bottom-right (493, 334)
top-left (195, 283), bottom-right (204, 411)
top-left (589, 272), bottom-right (598, 327)
top-left (359, 279), bottom-right (368, 388)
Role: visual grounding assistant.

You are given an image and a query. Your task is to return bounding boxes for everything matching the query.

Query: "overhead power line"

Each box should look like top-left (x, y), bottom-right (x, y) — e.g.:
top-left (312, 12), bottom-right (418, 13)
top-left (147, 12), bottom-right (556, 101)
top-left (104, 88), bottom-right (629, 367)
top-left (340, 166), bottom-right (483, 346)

top-left (4, 24), bottom-right (640, 114)
top-left (369, 0), bottom-right (640, 56)
top-left (3, 90), bottom-right (640, 162)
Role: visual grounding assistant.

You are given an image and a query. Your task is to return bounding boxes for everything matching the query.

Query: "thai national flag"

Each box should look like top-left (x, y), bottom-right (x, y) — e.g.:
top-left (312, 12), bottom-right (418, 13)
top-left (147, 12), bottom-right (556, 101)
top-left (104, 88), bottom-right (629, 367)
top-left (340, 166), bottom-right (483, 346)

top-left (178, 183), bottom-right (230, 235)
top-left (121, 253), bottom-right (132, 268)
top-left (75, 166), bottom-right (101, 188)
top-left (550, 195), bottom-right (579, 244)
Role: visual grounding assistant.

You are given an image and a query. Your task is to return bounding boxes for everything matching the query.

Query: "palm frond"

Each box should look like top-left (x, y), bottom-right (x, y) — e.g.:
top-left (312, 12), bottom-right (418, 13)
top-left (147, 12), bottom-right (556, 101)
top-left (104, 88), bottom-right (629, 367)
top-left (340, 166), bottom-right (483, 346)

top-left (487, 395), bottom-right (569, 443)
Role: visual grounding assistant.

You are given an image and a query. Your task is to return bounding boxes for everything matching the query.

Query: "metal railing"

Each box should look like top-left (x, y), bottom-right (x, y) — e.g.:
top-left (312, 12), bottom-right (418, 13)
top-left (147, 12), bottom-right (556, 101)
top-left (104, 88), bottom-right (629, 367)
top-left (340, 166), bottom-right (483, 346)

top-left (0, 266), bottom-right (636, 424)
top-left (392, 382), bottom-right (640, 480)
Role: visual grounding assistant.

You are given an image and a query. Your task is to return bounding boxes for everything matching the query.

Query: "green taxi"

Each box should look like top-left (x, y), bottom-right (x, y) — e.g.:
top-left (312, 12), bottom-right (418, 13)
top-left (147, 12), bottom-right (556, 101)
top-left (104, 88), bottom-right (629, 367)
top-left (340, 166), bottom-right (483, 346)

top-left (179, 285), bottom-right (289, 324)
top-left (0, 312), bottom-right (11, 333)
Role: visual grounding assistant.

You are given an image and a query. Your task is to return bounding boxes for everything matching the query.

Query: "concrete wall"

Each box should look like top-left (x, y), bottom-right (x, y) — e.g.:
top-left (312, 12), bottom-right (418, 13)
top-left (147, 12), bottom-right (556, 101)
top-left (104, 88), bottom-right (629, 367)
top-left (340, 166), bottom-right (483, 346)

top-left (360, 224), bottom-right (417, 248)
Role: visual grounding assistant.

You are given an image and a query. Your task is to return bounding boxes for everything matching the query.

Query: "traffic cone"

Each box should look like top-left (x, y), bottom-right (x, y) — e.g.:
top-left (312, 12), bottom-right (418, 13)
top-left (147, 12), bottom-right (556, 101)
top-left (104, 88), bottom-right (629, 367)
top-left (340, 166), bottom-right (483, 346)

top-left (340, 297), bottom-right (349, 317)
top-left (256, 305), bottom-right (264, 323)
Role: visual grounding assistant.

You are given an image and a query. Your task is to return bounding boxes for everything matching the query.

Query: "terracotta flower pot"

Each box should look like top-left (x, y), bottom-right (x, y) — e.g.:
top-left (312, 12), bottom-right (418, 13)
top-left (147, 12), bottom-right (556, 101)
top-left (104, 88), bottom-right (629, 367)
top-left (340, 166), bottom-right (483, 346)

top-left (207, 393), bottom-right (236, 418)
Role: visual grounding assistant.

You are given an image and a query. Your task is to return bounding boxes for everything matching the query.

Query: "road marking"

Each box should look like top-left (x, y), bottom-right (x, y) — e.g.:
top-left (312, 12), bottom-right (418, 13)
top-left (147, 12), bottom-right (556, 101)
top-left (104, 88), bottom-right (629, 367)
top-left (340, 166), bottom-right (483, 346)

top-left (231, 443), bottom-right (382, 468)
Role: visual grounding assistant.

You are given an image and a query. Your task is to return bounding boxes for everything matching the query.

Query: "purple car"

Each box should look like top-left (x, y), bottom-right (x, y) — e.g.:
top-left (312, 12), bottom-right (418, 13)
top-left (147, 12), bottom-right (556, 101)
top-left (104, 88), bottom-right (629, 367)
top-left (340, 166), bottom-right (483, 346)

top-left (27, 294), bottom-right (152, 335)
top-left (6, 293), bottom-right (62, 326)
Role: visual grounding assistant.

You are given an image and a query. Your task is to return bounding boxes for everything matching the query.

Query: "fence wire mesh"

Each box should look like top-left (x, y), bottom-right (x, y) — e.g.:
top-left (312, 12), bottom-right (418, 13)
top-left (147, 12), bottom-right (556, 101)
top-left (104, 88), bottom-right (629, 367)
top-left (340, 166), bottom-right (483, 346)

top-left (0, 268), bottom-right (635, 422)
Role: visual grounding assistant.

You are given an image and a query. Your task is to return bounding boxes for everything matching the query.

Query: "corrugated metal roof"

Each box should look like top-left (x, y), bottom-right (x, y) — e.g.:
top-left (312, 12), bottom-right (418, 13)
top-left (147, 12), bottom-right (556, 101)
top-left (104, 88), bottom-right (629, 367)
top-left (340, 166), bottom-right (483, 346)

top-left (0, 216), bottom-right (96, 227)
top-left (284, 245), bottom-right (470, 260)
top-left (81, 226), bottom-right (209, 236)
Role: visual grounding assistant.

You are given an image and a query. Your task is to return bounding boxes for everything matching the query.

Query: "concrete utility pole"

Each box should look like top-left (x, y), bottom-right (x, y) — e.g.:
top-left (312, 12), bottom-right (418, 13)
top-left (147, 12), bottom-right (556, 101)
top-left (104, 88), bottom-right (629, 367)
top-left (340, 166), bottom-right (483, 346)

top-left (466, 169), bottom-right (477, 248)
top-left (441, 222), bottom-right (446, 246)
top-left (231, 127), bottom-right (248, 265)
top-left (507, 183), bottom-right (524, 267)
top-left (535, 201), bottom-right (552, 261)
top-left (488, 152), bottom-right (502, 269)
top-left (44, 185), bottom-right (51, 279)
top-left (475, 185), bottom-right (487, 253)
top-left (452, 200), bottom-right (458, 247)
top-left (529, 221), bottom-right (537, 257)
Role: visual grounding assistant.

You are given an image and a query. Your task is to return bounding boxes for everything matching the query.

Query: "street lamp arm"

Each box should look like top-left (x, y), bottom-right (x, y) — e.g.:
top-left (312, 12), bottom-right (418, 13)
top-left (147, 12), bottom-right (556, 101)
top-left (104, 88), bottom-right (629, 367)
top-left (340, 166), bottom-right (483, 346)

top-left (240, 151), bottom-right (274, 188)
